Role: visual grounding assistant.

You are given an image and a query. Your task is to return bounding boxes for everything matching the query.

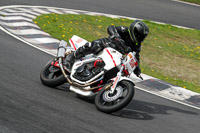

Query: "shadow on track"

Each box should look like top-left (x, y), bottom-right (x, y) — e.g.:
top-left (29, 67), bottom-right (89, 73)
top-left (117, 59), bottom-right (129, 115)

top-left (54, 85), bottom-right (199, 120)
top-left (112, 100), bottom-right (199, 120)
top-left (55, 83), bottom-right (71, 91)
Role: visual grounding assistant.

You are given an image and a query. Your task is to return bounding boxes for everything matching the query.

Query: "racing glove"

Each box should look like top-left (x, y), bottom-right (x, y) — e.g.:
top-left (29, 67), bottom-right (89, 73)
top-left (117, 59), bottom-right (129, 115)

top-left (109, 35), bottom-right (126, 54)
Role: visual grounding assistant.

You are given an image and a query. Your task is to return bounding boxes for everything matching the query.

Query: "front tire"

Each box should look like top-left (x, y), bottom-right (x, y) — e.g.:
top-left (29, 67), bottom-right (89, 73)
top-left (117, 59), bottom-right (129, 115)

top-left (40, 57), bottom-right (66, 87)
top-left (95, 80), bottom-right (135, 113)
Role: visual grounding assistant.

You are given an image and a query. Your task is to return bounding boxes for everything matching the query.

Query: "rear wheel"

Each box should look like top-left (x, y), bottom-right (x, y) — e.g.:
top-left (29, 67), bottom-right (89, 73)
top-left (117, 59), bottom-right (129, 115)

top-left (40, 57), bottom-right (66, 87)
top-left (95, 80), bottom-right (135, 113)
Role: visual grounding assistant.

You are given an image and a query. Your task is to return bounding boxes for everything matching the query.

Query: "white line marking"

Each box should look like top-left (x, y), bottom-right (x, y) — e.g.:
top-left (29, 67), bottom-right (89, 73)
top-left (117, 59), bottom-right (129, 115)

top-left (172, 0), bottom-right (200, 7)
top-left (26, 11), bottom-right (41, 16)
top-left (3, 8), bottom-right (26, 13)
top-left (14, 8), bottom-right (36, 12)
top-left (0, 26), bottom-right (55, 56)
top-left (136, 86), bottom-right (200, 110)
top-left (7, 8), bottom-right (41, 16)
top-left (131, 73), bottom-right (199, 99)
top-left (0, 16), bottom-right (32, 22)
top-left (1, 21), bottom-right (39, 28)
top-left (7, 29), bottom-right (50, 35)
top-left (62, 10), bottom-right (79, 14)
top-left (25, 38), bottom-right (59, 44)
top-left (32, 8), bottom-right (51, 14)
top-left (0, 11), bottom-right (36, 18)
top-left (86, 12), bottom-right (120, 18)
top-left (47, 8), bottom-right (64, 14)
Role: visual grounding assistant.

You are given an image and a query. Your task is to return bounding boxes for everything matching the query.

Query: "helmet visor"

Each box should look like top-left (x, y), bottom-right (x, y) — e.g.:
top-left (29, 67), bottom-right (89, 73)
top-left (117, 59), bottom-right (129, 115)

top-left (134, 23), bottom-right (148, 42)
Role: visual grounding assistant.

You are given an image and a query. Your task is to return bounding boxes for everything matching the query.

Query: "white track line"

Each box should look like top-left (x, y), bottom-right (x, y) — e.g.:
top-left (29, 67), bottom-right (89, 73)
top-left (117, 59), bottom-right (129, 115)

top-left (2, 21), bottom-right (39, 28)
top-left (7, 29), bottom-right (50, 35)
top-left (0, 11), bottom-right (36, 18)
top-left (0, 26), bottom-right (55, 56)
top-left (47, 8), bottom-right (64, 14)
top-left (3, 8), bottom-right (26, 13)
top-left (172, 0), bottom-right (200, 7)
top-left (62, 10), bottom-right (79, 14)
top-left (0, 16), bottom-right (32, 22)
top-left (7, 8), bottom-right (41, 16)
top-left (25, 38), bottom-right (59, 44)
top-left (32, 8), bottom-right (51, 14)
top-left (136, 86), bottom-right (200, 110)
top-left (26, 11), bottom-right (41, 16)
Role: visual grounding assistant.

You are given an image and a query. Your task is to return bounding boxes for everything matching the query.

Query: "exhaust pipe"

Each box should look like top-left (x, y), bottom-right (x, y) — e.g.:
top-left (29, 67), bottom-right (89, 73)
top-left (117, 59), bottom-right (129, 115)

top-left (57, 40), bottom-right (68, 58)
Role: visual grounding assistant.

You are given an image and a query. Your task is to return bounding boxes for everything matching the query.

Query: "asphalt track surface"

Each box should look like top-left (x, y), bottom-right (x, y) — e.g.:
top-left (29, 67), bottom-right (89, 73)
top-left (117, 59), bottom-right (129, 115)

top-left (0, 0), bottom-right (200, 133)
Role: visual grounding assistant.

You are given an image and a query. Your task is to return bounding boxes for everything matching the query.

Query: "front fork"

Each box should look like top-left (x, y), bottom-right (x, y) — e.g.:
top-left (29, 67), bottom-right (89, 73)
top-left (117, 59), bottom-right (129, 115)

top-left (109, 65), bottom-right (125, 94)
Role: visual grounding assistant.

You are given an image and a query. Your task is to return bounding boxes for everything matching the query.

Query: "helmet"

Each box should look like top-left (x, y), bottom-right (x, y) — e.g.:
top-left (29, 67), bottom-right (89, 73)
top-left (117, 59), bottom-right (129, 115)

top-left (129, 20), bottom-right (149, 45)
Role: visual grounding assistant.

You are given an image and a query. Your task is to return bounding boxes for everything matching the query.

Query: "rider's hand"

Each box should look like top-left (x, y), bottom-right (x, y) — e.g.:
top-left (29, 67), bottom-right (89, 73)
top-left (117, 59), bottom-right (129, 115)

top-left (109, 34), bottom-right (125, 45)
top-left (114, 38), bottom-right (127, 55)
top-left (125, 47), bottom-right (132, 53)
top-left (134, 66), bottom-right (141, 77)
top-left (115, 37), bottom-right (125, 45)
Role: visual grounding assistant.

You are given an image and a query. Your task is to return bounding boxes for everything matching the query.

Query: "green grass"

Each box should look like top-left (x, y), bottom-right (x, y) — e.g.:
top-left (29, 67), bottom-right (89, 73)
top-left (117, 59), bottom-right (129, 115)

top-left (33, 14), bottom-right (200, 93)
top-left (181, 0), bottom-right (200, 4)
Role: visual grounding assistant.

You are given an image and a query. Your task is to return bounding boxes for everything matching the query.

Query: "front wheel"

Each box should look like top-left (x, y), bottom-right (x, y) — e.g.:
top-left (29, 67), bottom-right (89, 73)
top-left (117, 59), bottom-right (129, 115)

top-left (40, 57), bottom-right (66, 87)
top-left (95, 80), bottom-right (135, 113)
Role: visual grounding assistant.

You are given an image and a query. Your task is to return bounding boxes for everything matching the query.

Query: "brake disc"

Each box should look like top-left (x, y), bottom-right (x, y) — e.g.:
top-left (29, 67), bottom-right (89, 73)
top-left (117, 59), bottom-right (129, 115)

top-left (102, 86), bottom-right (123, 102)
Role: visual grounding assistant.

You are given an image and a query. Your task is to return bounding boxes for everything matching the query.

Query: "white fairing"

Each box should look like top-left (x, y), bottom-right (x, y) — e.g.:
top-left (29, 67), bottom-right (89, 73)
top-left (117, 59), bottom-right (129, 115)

top-left (66, 35), bottom-right (124, 97)
top-left (69, 35), bottom-right (89, 50)
top-left (98, 48), bottom-right (122, 70)
top-left (68, 36), bottom-right (122, 71)
top-left (70, 47), bottom-right (122, 85)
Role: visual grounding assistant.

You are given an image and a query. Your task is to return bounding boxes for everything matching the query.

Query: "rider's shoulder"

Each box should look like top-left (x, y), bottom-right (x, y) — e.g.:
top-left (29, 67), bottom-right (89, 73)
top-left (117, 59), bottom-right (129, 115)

top-left (116, 26), bottom-right (129, 33)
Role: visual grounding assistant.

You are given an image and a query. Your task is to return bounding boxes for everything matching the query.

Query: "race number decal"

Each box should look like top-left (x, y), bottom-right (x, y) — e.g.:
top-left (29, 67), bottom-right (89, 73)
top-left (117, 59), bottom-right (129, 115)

top-left (126, 53), bottom-right (138, 74)
top-left (129, 59), bottom-right (135, 68)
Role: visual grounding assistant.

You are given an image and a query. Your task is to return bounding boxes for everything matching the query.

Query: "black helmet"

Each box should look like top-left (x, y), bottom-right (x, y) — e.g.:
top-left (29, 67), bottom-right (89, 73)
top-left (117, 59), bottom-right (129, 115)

top-left (129, 20), bottom-right (149, 45)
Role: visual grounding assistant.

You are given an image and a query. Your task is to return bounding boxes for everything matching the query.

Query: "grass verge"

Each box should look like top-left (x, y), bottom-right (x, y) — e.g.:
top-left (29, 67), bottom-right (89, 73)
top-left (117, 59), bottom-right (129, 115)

top-left (180, 0), bottom-right (200, 4)
top-left (33, 14), bottom-right (200, 93)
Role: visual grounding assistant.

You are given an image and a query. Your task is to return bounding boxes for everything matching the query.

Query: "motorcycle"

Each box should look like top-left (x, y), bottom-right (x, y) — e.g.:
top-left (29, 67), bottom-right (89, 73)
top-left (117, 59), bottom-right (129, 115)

top-left (40, 35), bottom-right (143, 113)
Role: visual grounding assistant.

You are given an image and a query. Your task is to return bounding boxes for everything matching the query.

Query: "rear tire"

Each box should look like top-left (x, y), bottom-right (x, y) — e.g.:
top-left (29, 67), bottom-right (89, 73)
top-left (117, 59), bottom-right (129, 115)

top-left (95, 80), bottom-right (135, 113)
top-left (40, 57), bottom-right (66, 87)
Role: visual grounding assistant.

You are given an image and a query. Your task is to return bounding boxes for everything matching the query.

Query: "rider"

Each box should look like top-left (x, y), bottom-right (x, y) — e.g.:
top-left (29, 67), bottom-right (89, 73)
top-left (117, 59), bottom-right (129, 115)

top-left (65, 20), bottom-right (149, 76)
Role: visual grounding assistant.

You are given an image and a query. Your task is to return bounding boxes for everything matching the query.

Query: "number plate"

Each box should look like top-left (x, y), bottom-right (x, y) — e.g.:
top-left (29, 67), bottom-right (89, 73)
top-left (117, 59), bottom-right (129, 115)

top-left (125, 53), bottom-right (138, 74)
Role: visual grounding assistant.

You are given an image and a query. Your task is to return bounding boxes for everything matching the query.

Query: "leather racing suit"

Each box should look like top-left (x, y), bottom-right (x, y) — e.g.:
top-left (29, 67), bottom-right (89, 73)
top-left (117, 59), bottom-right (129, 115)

top-left (66, 25), bottom-right (142, 75)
